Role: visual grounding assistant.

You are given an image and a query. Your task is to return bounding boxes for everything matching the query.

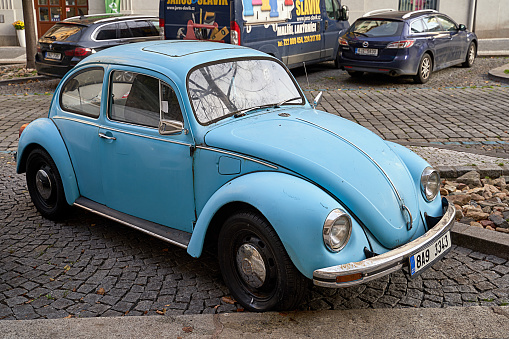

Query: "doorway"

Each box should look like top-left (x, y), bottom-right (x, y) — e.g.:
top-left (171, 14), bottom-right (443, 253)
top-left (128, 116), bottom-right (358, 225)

top-left (34, 0), bottom-right (89, 37)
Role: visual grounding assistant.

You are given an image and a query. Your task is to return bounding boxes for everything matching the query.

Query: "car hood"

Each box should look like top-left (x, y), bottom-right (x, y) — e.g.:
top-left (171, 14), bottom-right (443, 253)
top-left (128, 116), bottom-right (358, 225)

top-left (203, 107), bottom-right (421, 249)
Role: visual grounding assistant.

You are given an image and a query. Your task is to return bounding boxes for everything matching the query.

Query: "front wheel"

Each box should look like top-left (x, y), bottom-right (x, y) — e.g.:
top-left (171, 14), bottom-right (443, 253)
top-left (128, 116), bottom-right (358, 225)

top-left (462, 42), bottom-right (476, 68)
top-left (218, 211), bottom-right (307, 312)
top-left (413, 53), bottom-right (432, 84)
top-left (26, 148), bottom-right (69, 220)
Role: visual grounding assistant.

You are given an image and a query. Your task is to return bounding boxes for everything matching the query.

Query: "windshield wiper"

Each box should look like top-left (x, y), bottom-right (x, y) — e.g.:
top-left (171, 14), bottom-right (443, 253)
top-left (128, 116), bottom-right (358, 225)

top-left (275, 96), bottom-right (302, 107)
top-left (352, 31), bottom-right (368, 37)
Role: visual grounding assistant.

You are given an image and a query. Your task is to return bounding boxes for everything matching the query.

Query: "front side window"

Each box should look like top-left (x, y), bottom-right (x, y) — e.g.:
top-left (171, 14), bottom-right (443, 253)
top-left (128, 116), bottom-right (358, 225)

top-left (425, 16), bottom-right (441, 32)
top-left (325, 0), bottom-right (340, 20)
top-left (188, 59), bottom-right (303, 125)
top-left (61, 68), bottom-right (104, 117)
top-left (110, 71), bottom-right (183, 128)
top-left (350, 20), bottom-right (404, 37)
top-left (437, 16), bottom-right (457, 31)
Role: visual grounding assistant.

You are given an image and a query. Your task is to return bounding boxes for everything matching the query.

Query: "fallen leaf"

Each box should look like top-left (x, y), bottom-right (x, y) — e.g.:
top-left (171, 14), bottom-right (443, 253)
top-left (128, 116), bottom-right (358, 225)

top-left (182, 326), bottom-right (193, 333)
top-left (162, 248), bottom-right (169, 252)
top-left (214, 305), bottom-right (220, 309)
top-left (156, 308), bottom-right (167, 315)
top-left (64, 265), bottom-right (71, 271)
top-left (221, 296), bottom-right (236, 304)
top-left (49, 278), bottom-right (54, 281)
top-left (96, 288), bottom-right (106, 295)
top-left (236, 308), bottom-right (244, 312)
top-left (64, 314), bottom-right (72, 319)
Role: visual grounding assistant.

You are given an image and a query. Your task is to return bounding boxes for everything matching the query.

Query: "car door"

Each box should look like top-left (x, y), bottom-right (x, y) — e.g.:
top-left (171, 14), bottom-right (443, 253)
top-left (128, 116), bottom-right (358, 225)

top-left (436, 15), bottom-right (464, 64)
top-left (423, 15), bottom-right (449, 68)
top-left (99, 67), bottom-right (196, 232)
top-left (322, 0), bottom-right (343, 59)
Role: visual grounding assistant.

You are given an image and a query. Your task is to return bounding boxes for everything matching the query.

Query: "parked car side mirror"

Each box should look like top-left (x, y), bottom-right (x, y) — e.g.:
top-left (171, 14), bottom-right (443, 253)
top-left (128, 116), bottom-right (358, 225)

top-left (340, 5), bottom-right (349, 21)
top-left (159, 119), bottom-right (184, 135)
top-left (458, 24), bottom-right (467, 31)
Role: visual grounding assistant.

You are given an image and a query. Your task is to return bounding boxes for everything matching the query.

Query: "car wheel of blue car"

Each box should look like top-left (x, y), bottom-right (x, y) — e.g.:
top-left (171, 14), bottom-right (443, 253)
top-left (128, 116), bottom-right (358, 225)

top-left (26, 148), bottom-right (69, 220)
top-left (218, 211), bottom-right (307, 312)
top-left (462, 42), bottom-right (476, 68)
top-left (413, 53), bottom-right (432, 84)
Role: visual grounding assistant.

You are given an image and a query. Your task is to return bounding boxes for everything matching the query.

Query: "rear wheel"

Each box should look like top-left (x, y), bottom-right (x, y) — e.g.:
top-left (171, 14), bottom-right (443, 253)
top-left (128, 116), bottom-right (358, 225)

top-left (218, 211), bottom-right (307, 312)
top-left (413, 53), bottom-right (432, 84)
top-left (462, 42), bottom-right (476, 68)
top-left (347, 71), bottom-right (364, 78)
top-left (26, 148), bottom-right (69, 220)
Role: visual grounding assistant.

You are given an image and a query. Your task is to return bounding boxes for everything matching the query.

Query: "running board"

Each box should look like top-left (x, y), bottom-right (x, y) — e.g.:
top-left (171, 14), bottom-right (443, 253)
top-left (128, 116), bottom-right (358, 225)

top-left (74, 197), bottom-right (191, 249)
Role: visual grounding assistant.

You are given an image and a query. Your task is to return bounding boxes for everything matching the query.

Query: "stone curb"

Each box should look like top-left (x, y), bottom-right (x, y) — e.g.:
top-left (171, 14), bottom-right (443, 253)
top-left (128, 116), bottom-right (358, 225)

top-left (0, 75), bottom-right (52, 86)
top-left (488, 63), bottom-right (509, 83)
top-left (436, 165), bottom-right (509, 179)
top-left (451, 222), bottom-right (509, 260)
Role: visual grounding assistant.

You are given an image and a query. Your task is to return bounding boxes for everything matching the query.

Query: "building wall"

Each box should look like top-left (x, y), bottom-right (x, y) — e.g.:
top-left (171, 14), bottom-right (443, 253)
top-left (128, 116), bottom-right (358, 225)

top-left (438, 0), bottom-right (471, 29)
top-left (342, 0), bottom-right (399, 23)
top-left (0, 0), bottom-right (23, 45)
top-left (475, 0), bottom-right (509, 39)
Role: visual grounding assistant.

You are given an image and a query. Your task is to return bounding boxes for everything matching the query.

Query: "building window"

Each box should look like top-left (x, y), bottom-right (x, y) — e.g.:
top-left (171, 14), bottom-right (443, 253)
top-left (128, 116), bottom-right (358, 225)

top-left (399, 0), bottom-right (438, 11)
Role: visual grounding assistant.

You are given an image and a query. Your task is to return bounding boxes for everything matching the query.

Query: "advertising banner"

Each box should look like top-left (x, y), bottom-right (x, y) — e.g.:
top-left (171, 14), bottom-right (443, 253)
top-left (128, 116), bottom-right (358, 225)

top-left (105, 0), bottom-right (121, 13)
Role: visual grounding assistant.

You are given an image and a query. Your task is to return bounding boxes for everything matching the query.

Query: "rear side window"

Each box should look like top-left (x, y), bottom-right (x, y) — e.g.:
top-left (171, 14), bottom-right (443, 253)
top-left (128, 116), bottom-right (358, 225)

top-left (128, 20), bottom-right (159, 37)
top-left (61, 68), bottom-right (104, 118)
top-left (42, 24), bottom-right (84, 42)
top-left (95, 23), bottom-right (118, 40)
top-left (410, 19), bottom-right (427, 33)
top-left (350, 20), bottom-right (404, 37)
top-left (119, 22), bottom-right (131, 38)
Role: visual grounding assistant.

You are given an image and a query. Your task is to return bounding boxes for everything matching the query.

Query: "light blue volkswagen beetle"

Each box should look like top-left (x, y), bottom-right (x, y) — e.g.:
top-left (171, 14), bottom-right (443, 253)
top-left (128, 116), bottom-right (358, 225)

top-left (16, 41), bottom-right (455, 312)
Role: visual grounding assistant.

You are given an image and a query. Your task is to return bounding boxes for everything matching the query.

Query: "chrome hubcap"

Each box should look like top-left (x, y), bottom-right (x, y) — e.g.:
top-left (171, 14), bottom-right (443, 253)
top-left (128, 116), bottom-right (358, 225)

top-left (469, 46), bottom-right (475, 64)
top-left (421, 58), bottom-right (430, 79)
top-left (236, 244), bottom-right (266, 288)
top-left (36, 169), bottom-right (52, 200)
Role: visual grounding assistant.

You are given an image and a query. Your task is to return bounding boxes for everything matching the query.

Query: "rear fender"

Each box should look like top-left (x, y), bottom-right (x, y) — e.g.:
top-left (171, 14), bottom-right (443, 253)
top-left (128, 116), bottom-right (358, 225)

top-left (17, 118), bottom-right (79, 205)
top-left (187, 172), bottom-right (370, 279)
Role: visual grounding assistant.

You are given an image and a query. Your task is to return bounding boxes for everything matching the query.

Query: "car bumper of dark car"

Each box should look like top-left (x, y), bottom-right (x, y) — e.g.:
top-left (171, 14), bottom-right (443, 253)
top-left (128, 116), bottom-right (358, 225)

top-left (35, 60), bottom-right (73, 78)
top-left (313, 200), bottom-right (455, 288)
top-left (337, 51), bottom-right (420, 76)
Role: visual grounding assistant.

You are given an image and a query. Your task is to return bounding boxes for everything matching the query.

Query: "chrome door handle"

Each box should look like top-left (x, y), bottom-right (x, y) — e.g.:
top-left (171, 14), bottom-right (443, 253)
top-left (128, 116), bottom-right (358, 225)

top-left (98, 132), bottom-right (116, 140)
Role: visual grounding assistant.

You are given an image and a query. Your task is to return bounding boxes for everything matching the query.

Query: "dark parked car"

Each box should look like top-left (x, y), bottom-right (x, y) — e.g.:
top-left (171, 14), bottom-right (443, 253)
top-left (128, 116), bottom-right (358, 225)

top-left (336, 9), bottom-right (477, 83)
top-left (35, 14), bottom-right (162, 77)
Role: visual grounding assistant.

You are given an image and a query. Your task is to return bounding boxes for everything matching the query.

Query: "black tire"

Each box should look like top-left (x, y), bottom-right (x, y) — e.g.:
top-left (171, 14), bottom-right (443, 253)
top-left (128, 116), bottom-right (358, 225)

top-left (413, 53), bottom-right (432, 84)
top-left (334, 51), bottom-right (341, 69)
top-left (462, 42), bottom-right (476, 68)
top-left (218, 211), bottom-right (307, 312)
top-left (26, 148), bottom-right (69, 220)
top-left (347, 71), bottom-right (364, 78)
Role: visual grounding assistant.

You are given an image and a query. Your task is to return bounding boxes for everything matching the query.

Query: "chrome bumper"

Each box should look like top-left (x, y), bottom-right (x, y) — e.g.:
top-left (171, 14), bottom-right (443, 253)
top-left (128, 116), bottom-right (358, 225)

top-left (313, 202), bottom-right (456, 288)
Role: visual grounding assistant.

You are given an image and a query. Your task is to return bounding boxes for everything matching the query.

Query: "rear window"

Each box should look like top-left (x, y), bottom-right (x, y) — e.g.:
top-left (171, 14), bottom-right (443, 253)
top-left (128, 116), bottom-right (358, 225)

top-left (350, 19), bottom-right (404, 37)
top-left (42, 24), bottom-right (85, 42)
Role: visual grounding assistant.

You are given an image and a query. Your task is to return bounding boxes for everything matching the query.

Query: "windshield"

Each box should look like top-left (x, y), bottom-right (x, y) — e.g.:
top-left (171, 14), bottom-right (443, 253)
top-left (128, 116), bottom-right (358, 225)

top-left (350, 19), bottom-right (404, 37)
top-left (188, 59), bottom-right (303, 125)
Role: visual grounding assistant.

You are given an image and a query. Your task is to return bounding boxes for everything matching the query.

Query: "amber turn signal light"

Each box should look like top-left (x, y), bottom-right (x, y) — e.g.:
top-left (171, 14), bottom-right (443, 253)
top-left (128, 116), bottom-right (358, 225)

top-left (19, 123), bottom-right (29, 137)
top-left (336, 273), bottom-right (362, 283)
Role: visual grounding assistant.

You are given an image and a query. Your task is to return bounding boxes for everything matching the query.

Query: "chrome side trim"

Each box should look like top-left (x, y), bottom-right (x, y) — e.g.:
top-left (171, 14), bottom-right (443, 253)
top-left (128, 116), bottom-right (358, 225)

top-left (53, 116), bottom-right (192, 147)
top-left (313, 202), bottom-right (455, 288)
top-left (196, 145), bottom-right (278, 170)
top-left (295, 117), bottom-right (413, 228)
top-left (74, 199), bottom-right (189, 249)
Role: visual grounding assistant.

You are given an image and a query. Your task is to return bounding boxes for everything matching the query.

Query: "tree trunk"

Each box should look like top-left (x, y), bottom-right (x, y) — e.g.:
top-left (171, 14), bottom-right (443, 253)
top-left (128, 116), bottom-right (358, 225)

top-left (21, 0), bottom-right (37, 69)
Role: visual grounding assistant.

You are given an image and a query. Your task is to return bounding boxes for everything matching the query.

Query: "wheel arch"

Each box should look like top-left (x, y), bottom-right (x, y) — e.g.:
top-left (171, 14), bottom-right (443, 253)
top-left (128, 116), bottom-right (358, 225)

top-left (187, 171), bottom-right (370, 279)
top-left (17, 118), bottom-right (80, 205)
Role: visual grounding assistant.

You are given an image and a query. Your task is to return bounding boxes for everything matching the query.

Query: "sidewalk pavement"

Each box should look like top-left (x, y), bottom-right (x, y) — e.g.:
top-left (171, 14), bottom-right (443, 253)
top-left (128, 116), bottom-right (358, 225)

top-left (0, 306), bottom-right (508, 338)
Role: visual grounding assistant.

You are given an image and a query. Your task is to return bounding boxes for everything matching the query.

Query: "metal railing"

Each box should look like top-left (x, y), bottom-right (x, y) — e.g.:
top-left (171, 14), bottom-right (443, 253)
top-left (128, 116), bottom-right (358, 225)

top-left (399, 0), bottom-right (438, 11)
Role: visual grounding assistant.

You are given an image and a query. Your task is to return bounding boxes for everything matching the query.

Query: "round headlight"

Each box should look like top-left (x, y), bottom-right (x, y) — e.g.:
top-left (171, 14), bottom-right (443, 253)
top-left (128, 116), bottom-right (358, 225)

top-left (421, 167), bottom-right (440, 202)
top-left (323, 209), bottom-right (352, 252)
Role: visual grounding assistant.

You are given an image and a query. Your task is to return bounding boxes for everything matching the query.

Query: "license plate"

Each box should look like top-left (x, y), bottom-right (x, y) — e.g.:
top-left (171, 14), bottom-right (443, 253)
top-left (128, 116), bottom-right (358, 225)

top-left (409, 231), bottom-right (451, 276)
top-left (355, 48), bottom-right (378, 56)
top-left (45, 52), bottom-right (61, 60)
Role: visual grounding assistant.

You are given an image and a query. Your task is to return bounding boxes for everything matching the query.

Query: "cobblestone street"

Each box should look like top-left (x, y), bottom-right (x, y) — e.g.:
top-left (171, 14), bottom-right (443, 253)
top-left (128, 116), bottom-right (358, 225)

top-left (1, 61), bottom-right (509, 320)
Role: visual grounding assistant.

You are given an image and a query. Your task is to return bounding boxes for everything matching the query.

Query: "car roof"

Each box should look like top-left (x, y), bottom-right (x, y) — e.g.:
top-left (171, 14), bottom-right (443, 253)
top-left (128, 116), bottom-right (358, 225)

top-left (62, 13), bottom-right (158, 26)
top-left (79, 41), bottom-right (273, 82)
top-left (361, 9), bottom-right (439, 21)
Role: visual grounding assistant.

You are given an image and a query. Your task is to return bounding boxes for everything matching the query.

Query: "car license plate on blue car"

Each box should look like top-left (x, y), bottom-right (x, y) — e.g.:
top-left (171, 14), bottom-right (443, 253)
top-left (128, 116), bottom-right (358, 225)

top-left (409, 231), bottom-right (451, 276)
top-left (355, 48), bottom-right (378, 56)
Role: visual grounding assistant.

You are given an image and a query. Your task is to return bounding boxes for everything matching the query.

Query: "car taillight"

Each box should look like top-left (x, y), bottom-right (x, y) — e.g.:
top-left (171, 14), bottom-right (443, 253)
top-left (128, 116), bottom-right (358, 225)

top-left (387, 40), bottom-right (415, 49)
top-left (230, 21), bottom-right (240, 45)
top-left (37, 45), bottom-right (41, 53)
top-left (338, 37), bottom-right (349, 46)
top-left (19, 123), bottom-right (29, 138)
top-left (64, 47), bottom-right (92, 57)
top-left (159, 18), bottom-right (165, 27)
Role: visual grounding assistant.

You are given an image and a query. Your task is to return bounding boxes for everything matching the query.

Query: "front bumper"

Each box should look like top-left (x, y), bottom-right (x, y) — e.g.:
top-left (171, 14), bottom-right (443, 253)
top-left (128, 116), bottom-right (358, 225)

top-left (313, 201), bottom-right (456, 288)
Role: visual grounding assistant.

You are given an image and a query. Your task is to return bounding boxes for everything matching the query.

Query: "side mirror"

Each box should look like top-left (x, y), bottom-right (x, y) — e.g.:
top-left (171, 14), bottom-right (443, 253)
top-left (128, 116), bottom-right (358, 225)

top-left (458, 24), bottom-right (467, 31)
top-left (340, 5), bottom-right (349, 21)
top-left (312, 92), bottom-right (323, 108)
top-left (159, 119), bottom-right (184, 135)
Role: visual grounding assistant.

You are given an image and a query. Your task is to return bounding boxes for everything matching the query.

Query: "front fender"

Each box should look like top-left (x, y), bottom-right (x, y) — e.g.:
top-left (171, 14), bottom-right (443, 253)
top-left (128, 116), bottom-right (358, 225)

top-left (17, 118), bottom-right (79, 205)
top-left (187, 172), bottom-right (370, 279)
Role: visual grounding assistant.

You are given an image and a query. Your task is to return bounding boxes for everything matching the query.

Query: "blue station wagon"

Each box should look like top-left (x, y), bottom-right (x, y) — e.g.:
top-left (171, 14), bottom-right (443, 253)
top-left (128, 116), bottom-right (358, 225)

top-left (336, 9), bottom-right (477, 83)
top-left (16, 41), bottom-right (455, 312)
